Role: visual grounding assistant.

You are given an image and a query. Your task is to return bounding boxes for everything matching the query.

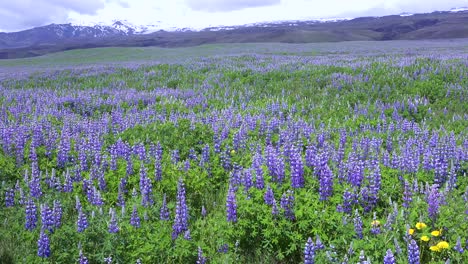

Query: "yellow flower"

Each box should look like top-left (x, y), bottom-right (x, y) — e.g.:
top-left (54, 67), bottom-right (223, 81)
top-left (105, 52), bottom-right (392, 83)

top-left (430, 245), bottom-right (441, 252)
top-left (371, 220), bottom-right (380, 226)
top-left (436, 241), bottom-right (449, 249)
top-left (431, 230), bottom-right (441, 237)
top-left (421, 235), bottom-right (430, 242)
top-left (415, 222), bottom-right (427, 230)
top-left (408, 228), bottom-right (415, 235)
top-left (230, 150), bottom-right (236, 155)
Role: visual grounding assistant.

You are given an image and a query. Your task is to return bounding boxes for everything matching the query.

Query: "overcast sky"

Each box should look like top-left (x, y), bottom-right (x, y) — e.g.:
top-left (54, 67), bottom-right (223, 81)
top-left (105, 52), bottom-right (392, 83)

top-left (0, 0), bottom-right (467, 31)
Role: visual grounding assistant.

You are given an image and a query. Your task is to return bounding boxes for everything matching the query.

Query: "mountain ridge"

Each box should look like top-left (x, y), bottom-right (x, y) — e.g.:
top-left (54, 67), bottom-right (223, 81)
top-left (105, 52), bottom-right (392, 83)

top-left (1, 9), bottom-right (468, 59)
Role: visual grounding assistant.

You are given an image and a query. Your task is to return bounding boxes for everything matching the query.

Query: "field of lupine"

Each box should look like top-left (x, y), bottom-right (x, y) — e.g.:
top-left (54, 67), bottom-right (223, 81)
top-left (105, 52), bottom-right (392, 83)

top-left (0, 41), bottom-right (467, 263)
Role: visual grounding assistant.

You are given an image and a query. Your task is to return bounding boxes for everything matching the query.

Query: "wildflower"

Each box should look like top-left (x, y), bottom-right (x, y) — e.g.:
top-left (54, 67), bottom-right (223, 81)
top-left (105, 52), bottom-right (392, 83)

top-left (304, 237), bottom-right (316, 264)
top-left (454, 237), bottom-right (464, 253)
top-left (353, 210), bottom-right (363, 239)
top-left (371, 220), bottom-right (381, 226)
top-left (429, 246), bottom-right (441, 252)
top-left (426, 184), bottom-right (441, 223)
top-left (436, 241), bottom-right (449, 249)
top-left (421, 236), bottom-right (430, 242)
top-left (415, 222), bottom-right (426, 230)
top-left (383, 249), bottom-right (396, 264)
top-left (197, 247), bottom-right (207, 264)
top-left (108, 208), bottom-right (119, 233)
top-left (226, 184), bottom-right (237, 223)
top-left (130, 205), bottom-right (140, 228)
top-left (79, 250), bottom-right (89, 264)
top-left (37, 229), bottom-right (51, 258)
top-left (172, 178), bottom-right (188, 239)
top-left (431, 230), bottom-right (441, 237)
top-left (159, 194), bottom-right (170, 221)
top-left (408, 228), bottom-right (415, 235)
top-left (407, 239), bottom-right (420, 264)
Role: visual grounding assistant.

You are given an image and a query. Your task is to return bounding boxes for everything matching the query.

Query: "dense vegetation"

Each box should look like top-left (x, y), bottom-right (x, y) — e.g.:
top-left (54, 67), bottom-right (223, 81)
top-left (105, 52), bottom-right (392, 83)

top-left (0, 42), bottom-right (467, 263)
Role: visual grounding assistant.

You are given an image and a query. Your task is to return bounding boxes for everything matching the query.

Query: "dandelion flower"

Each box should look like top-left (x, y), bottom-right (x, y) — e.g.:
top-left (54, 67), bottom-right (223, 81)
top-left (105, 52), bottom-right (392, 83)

top-left (436, 241), bottom-right (449, 249)
top-left (430, 230), bottom-right (441, 237)
top-left (371, 220), bottom-right (381, 226)
top-left (408, 228), bottom-right (415, 235)
top-left (429, 245), bottom-right (441, 252)
top-left (421, 235), bottom-right (430, 242)
top-left (415, 222), bottom-right (427, 230)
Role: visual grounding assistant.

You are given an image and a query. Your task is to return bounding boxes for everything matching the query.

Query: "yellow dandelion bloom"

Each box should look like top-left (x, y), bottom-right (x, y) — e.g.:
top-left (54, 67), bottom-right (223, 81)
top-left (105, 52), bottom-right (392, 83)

top-left (429, 245), bottom-right (441, 252)
top-left (230, 150), bottom-right (236, 155)
top-left (421, 235), bottom-right (430, 242)
top-left (371, 220), bottom-right (380, 226)
top-left (408, 228), bottom-right (415, 235)
top-left (436, 241), bottom-right (449, 249)
top-left (415, 222), bottom-right (427, 230)
top-left (431, 230), bottom-right (441, 237)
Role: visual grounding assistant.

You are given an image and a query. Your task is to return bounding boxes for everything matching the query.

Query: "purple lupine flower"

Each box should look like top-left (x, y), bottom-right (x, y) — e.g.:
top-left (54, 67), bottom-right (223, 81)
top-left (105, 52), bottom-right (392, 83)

top-left (40, 203), bottom-right (54, 232)
top-left (139, 164), bottom-right (153, 207)
top-left (130, 205), bottom-right (141, 228)
top-left (5, 188), bottom-right (15, 207)
top-left (92, 187), bottom-right (104, 207)
top-left (403, 179), bottom-right (413, 208)
top-left (171, 149), bottom-right (180, 164)
top-left (154, 157), bottom-right (162, 181)
top-left (407, 239), bottom-right (420, 264)
top-left (201, 205), bottom-right (207, 218)
top-left (25, 198), bottom-right (37, 231)
top-left (104, 256), bottom-right (112, 264)
top-left (172, 178), bottom-right (188, 239)
top-left (383, 249), bottom-right (395, 264)
top-left (183, 229), bottom-right (192, 240)
top-left (426, 184), bottom-right (441, 223)
top-left (230, 164), bottom-right (242, 187)
top-left (79, 250), bottom-right (89, 264)
top-left (336, 189), bottom-right (356, 215)
top-left (29, 163), bottom-right (42, 198)
top-left (275, 155), bottom-right (286, 183)
top-left (37, 229), bottom-right (51, 258)
top-left (315, 235), bottom-right (324, 250)
top-left (196, 247), bottom-right (207, 264)
top-left (454, 237), bottom-right (464, 253)
top-left (280, 190), bottom-right (295, 220)
top-left (63, 172), bottom-right (73, 192)
top-left (226, 184), bottom-right (237, 223)
top-left (271, 197), bottom-right (279, 216)
top-left (290, 145), bottom-right (305, 188)
top-left (318, 163), bottom-right (333, 201)
top-left (304, 237), bottom-right (316, 264)
top-left (117, 187), bottom-right (125, 208)
top-left (253, 152), bottom-right (264, 189)
top-left (242, 169), bottom-right (253, 193)
top-left (353, 210), bottom-right (363, 239)
top-left (199, 144), bottom-right (210, 168)
top-left (218, 244), bottom-right (229, 253)
top-left (108, 208), bottom-right (119, 233)
top-left (264, 185), bottom-right (274, 205)
top-left (52, 200), bottom-right (62, 228)
top-left (160, 194), bottom-right (170, 221)
top-left (77, 208), bottom-right (88, 232)
top-left (220, 150), bottom-right (232, 171)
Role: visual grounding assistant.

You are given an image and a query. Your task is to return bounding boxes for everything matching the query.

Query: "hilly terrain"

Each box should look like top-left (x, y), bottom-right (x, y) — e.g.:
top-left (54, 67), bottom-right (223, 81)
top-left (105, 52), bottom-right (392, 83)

top-left (1, 10), bottom-right (468, 59)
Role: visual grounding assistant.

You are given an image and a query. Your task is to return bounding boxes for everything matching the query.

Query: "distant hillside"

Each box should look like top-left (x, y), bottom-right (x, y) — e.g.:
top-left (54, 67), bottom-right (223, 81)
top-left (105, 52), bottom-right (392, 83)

top-left (1, 10), bottom-right (468, 59)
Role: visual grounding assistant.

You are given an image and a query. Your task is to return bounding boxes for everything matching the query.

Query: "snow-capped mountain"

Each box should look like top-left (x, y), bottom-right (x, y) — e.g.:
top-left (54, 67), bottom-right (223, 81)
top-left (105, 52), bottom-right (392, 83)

top-left (450, 7), bottom-right (468, 12)
top-left (2, 7), bottom-right (468, 59)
